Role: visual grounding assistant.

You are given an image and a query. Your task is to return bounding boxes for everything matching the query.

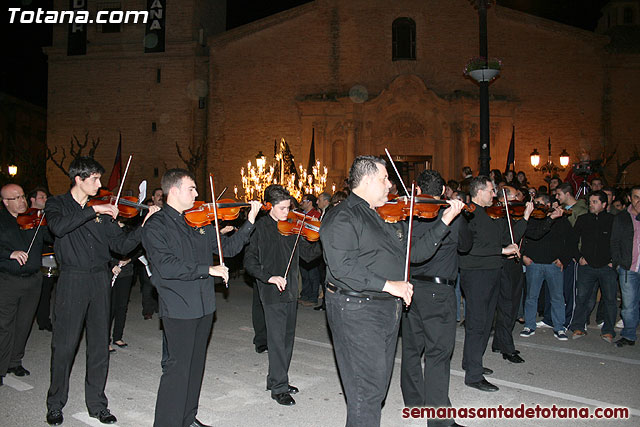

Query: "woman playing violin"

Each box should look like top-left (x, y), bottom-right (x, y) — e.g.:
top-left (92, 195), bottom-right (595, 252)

top-left (244, 184), bottom-right (322, 406)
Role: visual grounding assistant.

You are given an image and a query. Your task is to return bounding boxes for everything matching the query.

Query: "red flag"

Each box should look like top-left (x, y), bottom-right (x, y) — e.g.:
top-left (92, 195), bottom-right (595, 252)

top-left (107, 134), bottom-right (122, 190)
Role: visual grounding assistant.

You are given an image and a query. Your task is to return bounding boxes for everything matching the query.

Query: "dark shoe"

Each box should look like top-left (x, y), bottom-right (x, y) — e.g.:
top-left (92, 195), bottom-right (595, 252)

top-left (46, 409), bottom-right (63, 425)
top-left (482, 367), bottom-right (493, 375)
top-left (7, 365), bottom-right (30, 376)
top-left (108, 346), bottom-right (116, 353)
top-left (39, 324), bottom-right (53, 331)
top-left (113, 340), bottom-right (128, 348)
top-left (143, 314), bottom-right (153, 320)
top-left (466, 379), bottom-right (499, 392)
top-left (189, 419), bottom-right (212, 427)
top-left (503, 352), bottom-right (525, 363)
top-left (491, 347), bottom-right (501, 353)
top-left (272, 392), bottom-right (295, 406)
top-left (255, 345), bottom-right (268, 354)
top-left (89, 408), bottom-right (117, 424)
top-left (615, 338), bottom-right (636, 348)
top-left (313, 304), bottom-right (326, 311)
top-left (298, 299), bottom-right (314, 307)
top-left (267, 384), bottom-right (299, 394)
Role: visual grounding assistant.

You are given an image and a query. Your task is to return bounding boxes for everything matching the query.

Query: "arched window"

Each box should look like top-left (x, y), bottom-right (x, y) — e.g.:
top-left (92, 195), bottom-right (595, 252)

top-left (392, 18), bottom-right (416, 61)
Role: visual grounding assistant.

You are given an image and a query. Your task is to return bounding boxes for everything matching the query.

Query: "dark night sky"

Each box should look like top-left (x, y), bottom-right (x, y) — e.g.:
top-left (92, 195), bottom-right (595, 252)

top-left (1, 0), bottom-right (610, 107)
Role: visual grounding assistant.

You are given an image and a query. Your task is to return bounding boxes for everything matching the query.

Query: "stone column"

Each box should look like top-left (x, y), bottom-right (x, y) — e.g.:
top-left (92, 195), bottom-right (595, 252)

top-left (345, 120), bottom-right (356, 170)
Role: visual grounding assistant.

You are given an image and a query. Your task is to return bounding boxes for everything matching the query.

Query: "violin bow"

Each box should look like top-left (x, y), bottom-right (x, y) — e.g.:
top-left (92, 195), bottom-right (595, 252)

top-left (384, 148), bottom-right (410, 197)
top-left (216, 187), bottom-right (227, 201)
top-left (404, 182), bottom-right (416, 282)
top-left (283, 214), bottom-right (307, 293)
top-left (502, 188), bottom-right (520, 259)
top-left (25, 211), bottom-right (45, 257)
top-left (114, 154), bottom-right (133, 209)
top-left (209, 173), bottom-right (227, 286)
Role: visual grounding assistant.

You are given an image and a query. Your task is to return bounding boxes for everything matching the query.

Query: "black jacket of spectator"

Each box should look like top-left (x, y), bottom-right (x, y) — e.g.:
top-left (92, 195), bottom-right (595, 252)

top-left (573, 211), bottom-right (615, 268)
top-left (610, 208), bottom-right (635, 270)
top-left (522, 216), bottom-right (577, 266)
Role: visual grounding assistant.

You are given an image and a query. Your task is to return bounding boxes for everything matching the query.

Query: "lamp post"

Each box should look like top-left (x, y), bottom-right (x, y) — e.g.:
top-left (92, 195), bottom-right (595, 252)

top-left (530, 137), bottom-right (570, 190)
top-left (468, 0), bottom-right (494, 176)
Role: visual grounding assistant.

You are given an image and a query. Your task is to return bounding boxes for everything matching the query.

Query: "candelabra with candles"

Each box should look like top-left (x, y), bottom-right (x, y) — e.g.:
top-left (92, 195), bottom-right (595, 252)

top-left (237, 139), bottom-right (329, 201)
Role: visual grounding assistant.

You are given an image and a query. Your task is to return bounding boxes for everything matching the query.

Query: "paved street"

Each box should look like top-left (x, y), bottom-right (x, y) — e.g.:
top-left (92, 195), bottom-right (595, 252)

top-left (1, 276), bottom-right (638, 426)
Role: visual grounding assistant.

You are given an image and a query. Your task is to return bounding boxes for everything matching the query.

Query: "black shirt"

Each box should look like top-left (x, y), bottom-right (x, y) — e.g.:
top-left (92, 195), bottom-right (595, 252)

top-left (522, 216), bottom-right (577, 266)
top-left (0, 208), bottom-right (48, 276)
top-left (459, 202), bottom-right (527, 270)
top-left (244, 213), bottom-right (321, 305)
top-left (411, 212), bottom-right (473, 282)
top-left (573, 211), bottom-right (614, 268)
top-left (45, 192), bottom-right (141, 272)
top-left (320, 192), bottom-right (450, 295)
top-left (141, 204), bottom-right (254, 319)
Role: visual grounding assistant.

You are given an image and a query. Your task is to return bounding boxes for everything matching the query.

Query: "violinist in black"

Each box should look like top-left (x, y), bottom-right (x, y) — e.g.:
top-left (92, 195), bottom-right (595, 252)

top-left (459, 176), bottom-right (533, 393)
top-left (0, 184), bottom-right (49, 386)
top-left (320, 156), bottom-right (465, 427)
top-left (142, 168), bottom-right (260, 427)
top-left (244, 184), bottom-right (321, 406)
top-left (400, 170), bottom-right (472, 427)
top-left (45, 157), bottom-right (158, 426)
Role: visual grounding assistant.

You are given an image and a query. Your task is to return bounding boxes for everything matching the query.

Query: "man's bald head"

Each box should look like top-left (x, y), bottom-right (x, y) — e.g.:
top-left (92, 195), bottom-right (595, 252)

top-left (1, 184), bottom-right (28, 217)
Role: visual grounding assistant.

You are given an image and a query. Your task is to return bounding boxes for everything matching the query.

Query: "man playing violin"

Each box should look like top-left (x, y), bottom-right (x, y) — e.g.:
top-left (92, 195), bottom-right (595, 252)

top-left (491, 187), bottom-right (535, 363)
top-left (244, 184), bottom-right (322, 406)
top-left (44, 157), bottom-right (159, 425)
top-left (459, 176), bottom-right (533, 392)
top-left (0, 184), bottom-right (49, 387)
top-left (320, 156), bottom-right (464, 427)
top-left (142, 168), bottom-right (260, 427)
top-left (400, 170), bottom-right (471, 427)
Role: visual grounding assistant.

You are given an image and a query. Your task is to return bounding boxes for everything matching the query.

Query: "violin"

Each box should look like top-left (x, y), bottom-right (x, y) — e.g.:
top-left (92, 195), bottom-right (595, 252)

top-left (529, 204), bottom-right (571, 220)
top-left (87, 189), bottom-right (149, 218)
top-left (184, 199), bottom-right (271, 227)
top-left (376, 194), bottom-right (476, 223)
top-left (17, 208), bottom-right (47, 230)
top-left (277, 211), bottom-right (321, 242)
top-left (485, 201), bottom-right (527, 219)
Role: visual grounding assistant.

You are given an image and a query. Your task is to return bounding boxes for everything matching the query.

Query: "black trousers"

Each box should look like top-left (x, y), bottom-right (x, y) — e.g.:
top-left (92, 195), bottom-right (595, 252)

top-left (569, 265), bottom-right (618, 336)
top-left (326, 290), bottom-right (402, 427)
top-left (492, 260), bottom-right (524, 354)
top-left (263, 300), bottom-right (297, 395)
top-left (37, 275), bottom-right (56, 329)
top-left (154, 313), bottom-right (213, 427)
top-left (401, 281), bottom-right (456, 427)
top-left (252, 283), bottom-right (267, 350)
top-left (137, 262), bottom-right (157, 316)
top-left (110, 274), bottom-right (133, 342)
top-left (460, 268), bottom-right (501, 384)
top-left (47, 269), bottom-right (111, 414)
top-left (0, 272), bottom-right (41, 375)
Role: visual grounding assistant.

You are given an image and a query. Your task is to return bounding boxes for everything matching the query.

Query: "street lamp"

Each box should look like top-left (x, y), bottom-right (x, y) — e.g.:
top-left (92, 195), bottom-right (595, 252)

top-left (8, 165), bottom-right (17, 177)
top-left (530, 137), bottom-right (569, 178)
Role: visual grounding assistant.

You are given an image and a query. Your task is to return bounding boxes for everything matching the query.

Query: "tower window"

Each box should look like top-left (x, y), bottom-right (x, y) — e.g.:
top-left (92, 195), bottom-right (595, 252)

top-left (392, 18), bottom-right (416, 61)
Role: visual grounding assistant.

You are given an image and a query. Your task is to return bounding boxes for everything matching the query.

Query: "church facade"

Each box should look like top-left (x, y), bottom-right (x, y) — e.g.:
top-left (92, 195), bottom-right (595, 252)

top-left (45, 0), bottom-right (639, 194)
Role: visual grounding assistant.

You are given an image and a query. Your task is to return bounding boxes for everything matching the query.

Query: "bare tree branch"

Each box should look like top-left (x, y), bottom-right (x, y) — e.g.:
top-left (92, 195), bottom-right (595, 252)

top-left (615, 145), bottom-right (640, 185)
top-left (46, 132), bottom-right (101, 177)
top-left (46, 146), bottom-right (69, 177)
